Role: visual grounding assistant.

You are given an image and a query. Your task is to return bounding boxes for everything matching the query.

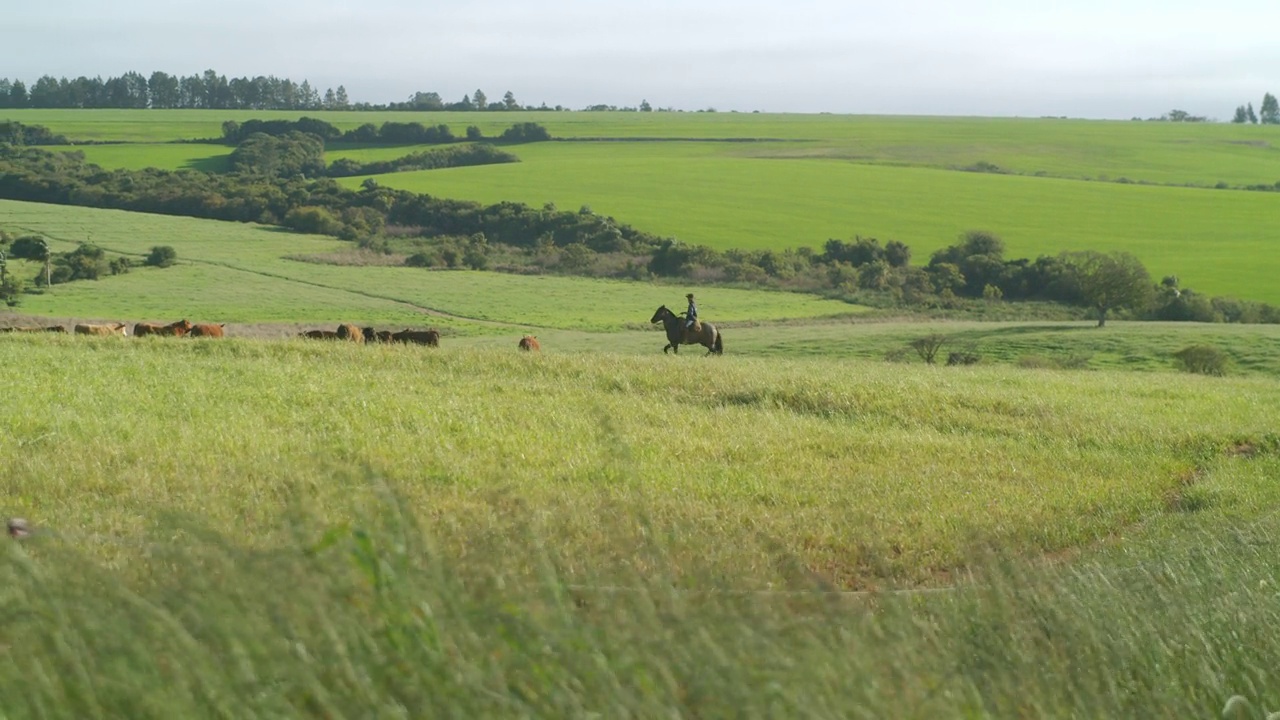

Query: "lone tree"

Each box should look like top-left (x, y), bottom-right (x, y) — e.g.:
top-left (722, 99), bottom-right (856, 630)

top-left (1262, 93), bottom-right (1280, 124)
top-left (145, 245), bottom-right (177, 268)
top-left (1062, 250), bottom-right (1153, 327)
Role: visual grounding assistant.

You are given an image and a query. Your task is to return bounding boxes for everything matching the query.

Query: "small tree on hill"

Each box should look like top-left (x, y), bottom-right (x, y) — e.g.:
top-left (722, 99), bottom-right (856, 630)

top-left (146, 245), bottom-right (178, 268)
top-left (1061, 250), bottom-right (1153, 327)
top-left (909, 334), bottom-right (948, 364)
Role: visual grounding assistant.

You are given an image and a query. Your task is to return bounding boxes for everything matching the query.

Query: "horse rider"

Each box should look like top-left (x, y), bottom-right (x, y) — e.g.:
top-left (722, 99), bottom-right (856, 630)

top-left (684, 293), bottom-right (699, 335)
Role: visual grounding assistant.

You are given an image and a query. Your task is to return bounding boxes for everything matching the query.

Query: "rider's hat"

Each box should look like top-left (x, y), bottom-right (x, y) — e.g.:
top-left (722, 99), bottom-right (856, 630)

top-left (686, 293), bottom-right (695, 299)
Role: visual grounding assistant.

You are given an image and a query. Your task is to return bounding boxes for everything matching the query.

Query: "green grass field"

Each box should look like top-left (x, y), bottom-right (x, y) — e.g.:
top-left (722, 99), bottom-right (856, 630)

top-left (2, 336), bottom-right (1279, 716)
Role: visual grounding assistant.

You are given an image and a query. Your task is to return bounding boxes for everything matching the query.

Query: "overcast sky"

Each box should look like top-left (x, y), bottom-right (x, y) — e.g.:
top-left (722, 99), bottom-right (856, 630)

top-left (4, 0), bottom-right (1278, 118)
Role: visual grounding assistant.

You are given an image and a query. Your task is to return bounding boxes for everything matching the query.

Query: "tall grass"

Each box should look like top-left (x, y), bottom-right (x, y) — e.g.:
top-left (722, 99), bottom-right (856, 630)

top-left (2, 335), bottom-right (1279, 715)
top-left (4, 489), bottom-right (1279, 718)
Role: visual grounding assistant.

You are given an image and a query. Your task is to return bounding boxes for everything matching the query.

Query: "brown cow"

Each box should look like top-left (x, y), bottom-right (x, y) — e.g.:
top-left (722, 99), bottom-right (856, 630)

top-left (391, 328), bottom-right (440, 346)
top-left (158, 319), bottom-right (193, 337)
top-left (1, 326), bottom-right (43, 333)
top-left (189, 323), bottom-right (225, 338)
top-left (518, 335), bottom-right (541, 352)
top-left (136, 320), bottom-right (192, 337)
top-left (336, 323), bottom-right (364, 343)
top-left (301, 330), bottom-right (340, 339)
top-left (75, 323), bottom-right (128, 336)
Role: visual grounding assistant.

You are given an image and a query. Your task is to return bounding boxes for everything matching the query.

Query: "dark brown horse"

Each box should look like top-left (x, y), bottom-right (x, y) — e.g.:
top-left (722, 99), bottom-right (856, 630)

top-left (650, 305), bottom-right (723, 355)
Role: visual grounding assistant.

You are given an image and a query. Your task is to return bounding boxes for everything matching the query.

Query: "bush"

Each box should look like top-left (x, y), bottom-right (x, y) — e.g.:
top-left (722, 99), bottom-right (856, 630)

top-left (946, 351), bottom-right (981, 366)
top-left (909, 334), bottom-right (948, 365)
top-left (109, 257), bottom-right (132, 275)
top-left (404, 252), bottom-right (435, 268)
top-left (9, 235), bottom-right (48, 260)
top-left (1172, 345), bottom-right (1229, 376)
top-left (145, 246), bottom-right (177, 268)
top-left (0, 275), bottom-right (24, 307)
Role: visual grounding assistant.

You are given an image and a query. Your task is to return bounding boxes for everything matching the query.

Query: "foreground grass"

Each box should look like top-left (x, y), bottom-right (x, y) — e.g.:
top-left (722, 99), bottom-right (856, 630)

top-left (4, 499), bottom-right (1280, 718)
top-left (1, 335), bottom-right (1278, 716)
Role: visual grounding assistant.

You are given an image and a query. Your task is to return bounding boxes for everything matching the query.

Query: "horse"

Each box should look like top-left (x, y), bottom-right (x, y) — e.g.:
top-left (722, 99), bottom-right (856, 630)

top-left (649, 305), bottom-right (723, 355)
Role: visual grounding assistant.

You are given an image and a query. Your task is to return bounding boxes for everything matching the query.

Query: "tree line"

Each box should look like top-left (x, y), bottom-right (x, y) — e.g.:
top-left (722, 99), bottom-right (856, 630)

top-left (0, 69), bottom-right (664, 113)
top-left (1231, 93), bottom-right (1280, 124)
top-left (0, 70), bottom-right (562, 113)
top-left (220, 118), bottom-right (550, 145)
top-left (0, 141), bottom-right (1275, 325)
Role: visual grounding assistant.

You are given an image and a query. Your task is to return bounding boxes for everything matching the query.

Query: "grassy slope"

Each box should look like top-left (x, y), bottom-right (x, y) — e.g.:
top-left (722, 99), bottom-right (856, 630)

top-left (0, 199), bottom-right (860, 331)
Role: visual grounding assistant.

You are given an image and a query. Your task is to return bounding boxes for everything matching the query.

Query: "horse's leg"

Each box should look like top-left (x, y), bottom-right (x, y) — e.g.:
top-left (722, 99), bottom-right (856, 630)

top-left (663, 343), bottom-right (671, 354)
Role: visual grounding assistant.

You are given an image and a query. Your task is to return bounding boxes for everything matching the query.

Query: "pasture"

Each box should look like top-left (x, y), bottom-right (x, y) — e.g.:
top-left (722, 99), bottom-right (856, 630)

top-left (2, 335), bottom-right (1279, 715)
top-left (10, 108), bottom-right (1280, 304)
top-left (5, 112), bottom-right (1280, 715)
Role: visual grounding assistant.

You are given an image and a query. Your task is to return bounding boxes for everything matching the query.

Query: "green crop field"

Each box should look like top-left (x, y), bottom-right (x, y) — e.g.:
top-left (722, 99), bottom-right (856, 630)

top-left (333, 143), bottom-right (1280, 304)
top-left (11, 109), bottom-right (1280, 304)
top-left (13, 109), bottom-right (1280, 186)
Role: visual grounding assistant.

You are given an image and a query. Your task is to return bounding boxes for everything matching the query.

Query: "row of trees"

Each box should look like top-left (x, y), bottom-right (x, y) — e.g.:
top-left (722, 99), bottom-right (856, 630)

top-left (225, 131), bottom-right (519, 179)
top-left (0, 69), bottom-right (652, 113)
top-left (220, 118), bottom-right (551, 146)
top-left (0, 144), bottom-right (1274, 325)
top-left (0, 72), bottom-right (350, 111)
top-left (1231, 93), bottom-right (1280, 124)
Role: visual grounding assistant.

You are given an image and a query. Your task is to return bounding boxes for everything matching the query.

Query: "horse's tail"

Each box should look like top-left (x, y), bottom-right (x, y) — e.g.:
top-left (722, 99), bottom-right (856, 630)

top-left (713, 331), bottom-right (723, 355)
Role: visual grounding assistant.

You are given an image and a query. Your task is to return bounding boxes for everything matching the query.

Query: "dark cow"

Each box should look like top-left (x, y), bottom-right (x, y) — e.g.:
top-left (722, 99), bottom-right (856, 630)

top-left (75, 322), bottom-right (128, 336)
top-left (189, 323), bottom-right (225, 338)
top-left (133, 322), bottom-right (164, 337)
top-left (337, 323), bottom-right (365, 343)
top-left (391, 328), bottom-right (441, 346)
top-left (518, 335), bottom-right (541, 352)
top-left (301, 329), bottom-right (340, 340)
top-left (3, 325), bottom-right (69, 333)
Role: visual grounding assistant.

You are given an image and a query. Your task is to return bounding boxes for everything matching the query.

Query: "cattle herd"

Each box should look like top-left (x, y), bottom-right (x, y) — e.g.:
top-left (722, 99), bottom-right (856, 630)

top-left (299, 324), bottom-right (441, 346)
top-left (1, 321), bottom-right (544, 351)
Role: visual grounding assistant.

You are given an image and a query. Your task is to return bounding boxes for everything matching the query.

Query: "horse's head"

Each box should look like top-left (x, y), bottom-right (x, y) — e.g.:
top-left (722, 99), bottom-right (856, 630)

top-left (650, 306), bottom-right (671, 324)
